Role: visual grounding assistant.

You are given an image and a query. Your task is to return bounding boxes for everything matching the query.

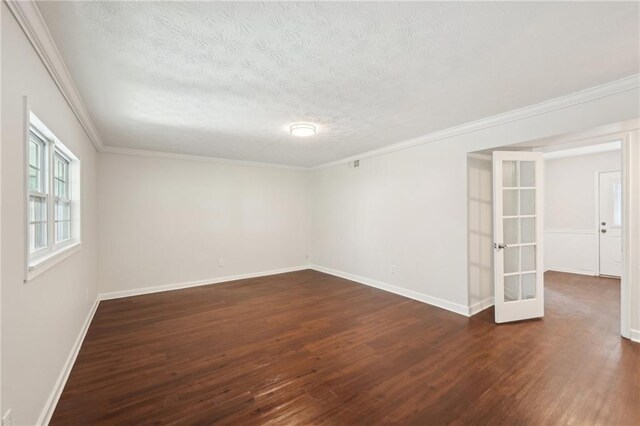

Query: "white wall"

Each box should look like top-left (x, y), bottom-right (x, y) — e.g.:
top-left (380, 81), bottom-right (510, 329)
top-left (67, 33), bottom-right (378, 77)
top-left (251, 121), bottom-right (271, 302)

top-left (1, 5), bottom-right (99, 425)
top-left (467, 156), bottom-right (493, 313)
top-left (546, 150), bottom-right (621, 229)
top-left (544, 150), bottom-right (621, 275)
top-left (310, 87), bottom-right (639, 315)
top-left (2, 5), bottom-right (640, 423)
top-left (98, 154), bottom-right (311, 295)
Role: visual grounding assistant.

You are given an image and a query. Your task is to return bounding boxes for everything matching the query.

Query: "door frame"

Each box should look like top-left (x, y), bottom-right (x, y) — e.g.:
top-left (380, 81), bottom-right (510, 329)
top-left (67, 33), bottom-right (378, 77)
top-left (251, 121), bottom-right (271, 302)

top-left (470, 125), bottom-right (638, 341)
top-left (620, 132), bottom-right (637, 341)
top-left (545, 133), bottom-right (635, 339)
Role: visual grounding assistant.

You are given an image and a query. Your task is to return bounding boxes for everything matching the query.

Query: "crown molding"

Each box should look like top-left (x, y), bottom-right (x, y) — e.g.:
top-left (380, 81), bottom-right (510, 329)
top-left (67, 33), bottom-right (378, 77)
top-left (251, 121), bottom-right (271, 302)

top-left (100, 146), bottom-right (309, 171)
top-left (311, 74), bottom-right (640, 170)
top-left (5, 0), bottom-right (104, 151)
top-left (7, 0), bottom-right (638, 170)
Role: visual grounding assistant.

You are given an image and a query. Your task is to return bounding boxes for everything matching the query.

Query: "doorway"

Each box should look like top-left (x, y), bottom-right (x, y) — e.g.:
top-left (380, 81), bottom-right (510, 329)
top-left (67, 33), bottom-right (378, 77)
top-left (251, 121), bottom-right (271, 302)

top-left (467, 129), bottom-right (634, 338)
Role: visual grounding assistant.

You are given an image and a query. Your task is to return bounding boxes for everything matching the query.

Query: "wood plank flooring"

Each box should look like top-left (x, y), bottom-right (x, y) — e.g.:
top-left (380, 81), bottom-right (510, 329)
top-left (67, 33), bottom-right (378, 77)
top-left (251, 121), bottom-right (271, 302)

top-left (51, 270), bottom-right (639, 425)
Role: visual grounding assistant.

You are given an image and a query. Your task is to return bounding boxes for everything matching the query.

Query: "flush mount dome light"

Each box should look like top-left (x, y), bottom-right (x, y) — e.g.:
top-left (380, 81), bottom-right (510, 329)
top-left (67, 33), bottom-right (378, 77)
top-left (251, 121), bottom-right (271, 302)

top-left (290, 123), bottom-right (316, 137)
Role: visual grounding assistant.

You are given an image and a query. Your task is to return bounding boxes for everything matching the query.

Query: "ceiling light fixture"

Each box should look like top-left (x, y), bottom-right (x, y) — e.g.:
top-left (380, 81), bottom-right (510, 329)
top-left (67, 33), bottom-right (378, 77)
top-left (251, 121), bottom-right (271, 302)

top-left (290, 123), bottom-right (316, 137)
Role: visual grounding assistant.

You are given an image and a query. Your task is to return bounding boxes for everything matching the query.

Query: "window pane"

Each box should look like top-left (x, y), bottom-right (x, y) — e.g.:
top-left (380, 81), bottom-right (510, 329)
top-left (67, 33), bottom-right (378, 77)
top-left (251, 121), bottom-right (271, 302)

top-left (29, 195), bottom-right (47, 252)
top-left (520, 189), bottom-right (535, 215)
top-left (55, 200), bottom-right (72, 243)
top-left (504, 275), bottom-right (519, 302)
top-left (521, 245), bottom-right (536, 271)
top-left (29, 224), bottom-right (35, 252)
top-left (503, 161), bottom-right (518, 187)
top-left (29, 195), bottom-right (47, 222)
top-left (613, 182), bottom-right (622, 226)
top-left (38, 222), bottom-right (47, 248)
top-left (520, 161), bottom-right (535, 187)
top-left (29, 166), bottom-right (39, 191)
top-left (29, 140), bottom-right (38, 166)
top-left (28, 137), bottom-right (44, 192)
top-left (503, 189), bottom-right (518, 216)
top-left (504, 218), bottom-right (519, 245)
top-left (54, 152), bottom-right (70, 199)
top-left (521, 217), bottom-right (535, 244)
top-left (504, 247), bottom-right (519, 274)
top-left (521, 273), bottom-right (536, 299)
top-left (56, 222), bottom-right (63, 243)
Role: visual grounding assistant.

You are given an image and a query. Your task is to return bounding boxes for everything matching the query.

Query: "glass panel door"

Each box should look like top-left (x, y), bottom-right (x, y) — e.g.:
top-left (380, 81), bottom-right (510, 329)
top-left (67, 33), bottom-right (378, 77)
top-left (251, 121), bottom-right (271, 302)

top-left (493, 152), bottom-right (544, 323)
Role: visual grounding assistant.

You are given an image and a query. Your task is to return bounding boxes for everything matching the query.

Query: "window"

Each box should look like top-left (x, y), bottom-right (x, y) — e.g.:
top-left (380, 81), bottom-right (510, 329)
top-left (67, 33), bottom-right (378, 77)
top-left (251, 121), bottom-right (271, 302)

top-left (28, 131), bottom-right (48, 252)
top-left (27, 113), bottom-right (81, 276)
top-left (613, 182), bottom-right (622, 227)
top-left (54, 152), bottom-right (72, 242)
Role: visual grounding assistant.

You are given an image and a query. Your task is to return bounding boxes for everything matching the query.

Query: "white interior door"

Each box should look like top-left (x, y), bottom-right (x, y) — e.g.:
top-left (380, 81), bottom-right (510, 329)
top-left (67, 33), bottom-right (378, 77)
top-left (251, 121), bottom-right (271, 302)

top-left (599, 171), bottom-right (622, 277)
top-left (493, 152), bottom-right (544, 323)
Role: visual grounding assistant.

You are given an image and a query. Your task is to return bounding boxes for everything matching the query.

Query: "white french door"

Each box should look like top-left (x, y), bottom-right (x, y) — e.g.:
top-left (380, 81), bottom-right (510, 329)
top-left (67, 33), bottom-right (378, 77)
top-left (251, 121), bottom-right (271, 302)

top-left (493, 152), bottom-right (544, 323)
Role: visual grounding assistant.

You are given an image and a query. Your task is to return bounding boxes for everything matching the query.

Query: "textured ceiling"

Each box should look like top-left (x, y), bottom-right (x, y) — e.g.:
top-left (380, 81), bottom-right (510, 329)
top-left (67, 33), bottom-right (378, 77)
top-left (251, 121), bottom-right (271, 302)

top-left (38, 1), bottom-right (639, 167)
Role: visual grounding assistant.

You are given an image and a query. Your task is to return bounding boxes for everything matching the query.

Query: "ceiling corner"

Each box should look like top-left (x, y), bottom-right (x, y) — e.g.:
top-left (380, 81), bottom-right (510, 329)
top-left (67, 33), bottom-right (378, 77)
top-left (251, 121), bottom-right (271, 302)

top-left (5, 0), bottom-right (105, 151)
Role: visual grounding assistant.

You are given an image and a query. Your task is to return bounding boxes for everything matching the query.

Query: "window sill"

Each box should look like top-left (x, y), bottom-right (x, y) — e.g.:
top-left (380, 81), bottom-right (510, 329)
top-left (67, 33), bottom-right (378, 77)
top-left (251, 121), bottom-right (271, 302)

top-left (26, 241), bottom-right (82, 282)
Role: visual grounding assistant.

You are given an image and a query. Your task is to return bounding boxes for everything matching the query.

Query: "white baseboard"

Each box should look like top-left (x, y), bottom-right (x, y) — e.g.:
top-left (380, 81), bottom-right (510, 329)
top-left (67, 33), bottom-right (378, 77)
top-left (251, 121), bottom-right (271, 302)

top-left (310, 264), bottom-right (471, 317)
top-left (468, 297), bottom-right (495, 316)
top-left (544, 267), bottom-right (597, 276)
top-left (37, 297), bottom-right (100, 426)
top-left (99, 265), bottom-right (310, 300)
top-left (631, 329), bottom-right (640, 343)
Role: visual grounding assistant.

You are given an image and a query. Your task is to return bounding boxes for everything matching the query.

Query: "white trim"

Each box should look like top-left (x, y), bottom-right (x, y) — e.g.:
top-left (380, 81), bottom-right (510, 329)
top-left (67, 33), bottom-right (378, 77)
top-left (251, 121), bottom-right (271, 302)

top-left (3, 0), bottom-right (639, 171)
top-left (23, 96), bottom-right (31, 284)
top-left (595, 171), bottom-right (602, 276)
top-left (310, 264), bottom-right (471, 317)
top-left (631, 329), bottom-right (640, 343)
top-left (531, 122), bottom-right (638, 153)
top-left (5, 0), bottom-right (103, 151)
top-left (99, 146), bottom-right (308, 172)
top-left (36, 297), bottom-right (100, 426)
top-left (468, 297), bottom-right (495, 316)
top-left (99, 266), bottom-right (310, 300)
top-left (542, 141), bottom-right (621, 160)
top-left (312, 75), bottom-right (640, 170)
top-left (543, 228), bottom-right (596, 235)
top-left (26, 242), bottom-right (82, 282)
top-left (0, 3), bottom-right (3, 414)
top-left (621, 133), bottom-right (638, 341)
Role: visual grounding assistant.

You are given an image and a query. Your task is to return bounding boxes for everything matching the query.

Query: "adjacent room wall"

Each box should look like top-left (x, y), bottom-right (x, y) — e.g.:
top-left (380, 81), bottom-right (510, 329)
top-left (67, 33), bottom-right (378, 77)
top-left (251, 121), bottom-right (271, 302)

top-left (544, 150), bottom-right (621, 275)
top-left (1, 5), bottom-right (99, 425)
top-left (98, 154), bottom-right (311, 296)
top-left (467, 156), bottom-right (493, 314)
top-left (310, 86), bottom-right (639, 315)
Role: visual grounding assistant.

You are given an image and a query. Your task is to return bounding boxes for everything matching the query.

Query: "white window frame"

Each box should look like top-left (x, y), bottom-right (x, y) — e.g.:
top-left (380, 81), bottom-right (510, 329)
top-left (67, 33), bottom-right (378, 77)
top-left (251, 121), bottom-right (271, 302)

top-left (53, 149), bottom-right (73, 244)
top-left (28, 129), bottom-right (49, 254)
top-left (25, 112), bottom-right (82, 281)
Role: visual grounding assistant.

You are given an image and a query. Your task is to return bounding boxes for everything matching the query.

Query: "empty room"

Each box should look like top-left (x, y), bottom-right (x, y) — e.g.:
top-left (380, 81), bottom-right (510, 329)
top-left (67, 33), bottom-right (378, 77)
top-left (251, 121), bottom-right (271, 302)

top-left (1, 1), bottom-right (639, 425)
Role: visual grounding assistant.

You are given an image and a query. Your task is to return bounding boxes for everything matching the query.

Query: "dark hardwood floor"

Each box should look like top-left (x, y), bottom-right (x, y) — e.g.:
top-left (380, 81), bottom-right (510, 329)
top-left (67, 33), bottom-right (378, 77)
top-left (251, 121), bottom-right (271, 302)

top-left (51, 270), bottom-right (639, 425)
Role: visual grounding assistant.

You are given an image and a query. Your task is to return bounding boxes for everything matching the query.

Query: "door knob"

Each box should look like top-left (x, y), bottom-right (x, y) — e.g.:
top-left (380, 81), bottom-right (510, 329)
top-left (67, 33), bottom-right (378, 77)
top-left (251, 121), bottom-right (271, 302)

top-left (601, 221), bottom-right (606, 226)
top-left (601, 229), bottom-right (607, 233)
top-left (493, 243), bottom-right (508, 249)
